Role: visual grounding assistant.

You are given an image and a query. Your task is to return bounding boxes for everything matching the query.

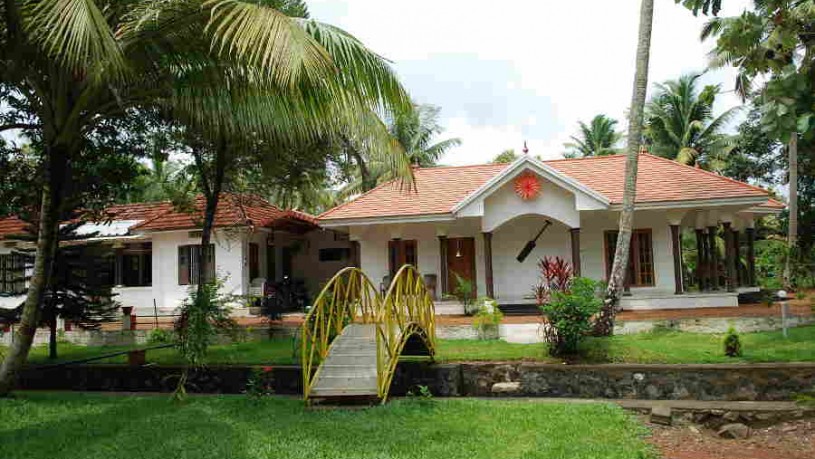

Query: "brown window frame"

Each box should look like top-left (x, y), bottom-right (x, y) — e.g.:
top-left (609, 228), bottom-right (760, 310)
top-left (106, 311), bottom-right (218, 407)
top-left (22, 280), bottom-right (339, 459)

top-left (178, 244), bottom-right (216, 286)
top-left (603, 229), bottom-right (655, 287)
top-left (249, 243), bottom-right (260, 280)
top-left (388, 239), bottom-right (417, 279)
top-left (0, 253), bottom-right (25, 295)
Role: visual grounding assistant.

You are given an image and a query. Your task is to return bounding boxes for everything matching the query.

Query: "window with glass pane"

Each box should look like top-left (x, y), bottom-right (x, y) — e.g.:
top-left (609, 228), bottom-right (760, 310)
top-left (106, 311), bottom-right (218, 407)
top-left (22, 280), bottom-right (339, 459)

top-left (178, 244), bottom-right (216, 285)
top-left (604, 229), bottom-right (655, 287)
top-left (0, 253), bottom-right (25, 294)
top-left (119, 243), bottom-right (152, 287)
top-left (388, 240), bottom-right (418, 278)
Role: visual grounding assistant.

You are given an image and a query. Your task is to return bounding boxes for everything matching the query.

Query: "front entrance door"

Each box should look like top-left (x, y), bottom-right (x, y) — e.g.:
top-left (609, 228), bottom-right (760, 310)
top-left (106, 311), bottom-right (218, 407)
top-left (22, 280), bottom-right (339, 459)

top-left (445, 237), bottom-right (476, 297)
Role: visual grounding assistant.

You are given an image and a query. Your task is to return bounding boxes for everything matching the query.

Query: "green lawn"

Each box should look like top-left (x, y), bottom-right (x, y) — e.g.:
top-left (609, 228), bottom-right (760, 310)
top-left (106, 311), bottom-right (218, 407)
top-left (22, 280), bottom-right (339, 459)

top-left (9, 324), bottom-right (815, 366)
top-left (0, 393), bottom-right (654, 459)
top-left (439, 325), bottom-right (815, 364)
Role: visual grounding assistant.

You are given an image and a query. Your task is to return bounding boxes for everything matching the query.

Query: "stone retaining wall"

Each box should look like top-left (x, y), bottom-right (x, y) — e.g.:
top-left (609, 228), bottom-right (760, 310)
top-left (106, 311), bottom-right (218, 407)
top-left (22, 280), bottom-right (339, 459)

top-left (18, 362), bottom-right (815, 401)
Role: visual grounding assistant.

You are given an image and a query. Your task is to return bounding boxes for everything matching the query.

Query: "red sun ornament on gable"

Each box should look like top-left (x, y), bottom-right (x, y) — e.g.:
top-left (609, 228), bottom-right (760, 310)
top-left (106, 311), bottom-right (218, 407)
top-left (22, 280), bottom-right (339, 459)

top-left (514, 172), bottom-right (541, 200)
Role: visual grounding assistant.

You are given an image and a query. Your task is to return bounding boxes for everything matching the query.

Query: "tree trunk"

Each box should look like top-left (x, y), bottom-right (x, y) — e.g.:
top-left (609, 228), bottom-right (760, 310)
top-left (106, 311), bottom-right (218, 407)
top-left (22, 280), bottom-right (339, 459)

top-left (352, 149), bottom-right (375, 192)
top-left (192, 141), bottom-right (227, 297)
top-left (783, 131), bottom-right (798, 289)
top-left (0, 150), bottom-right (66, 395)
top-left (48, 313), bottom-right (57, 360)
top-left (595, 0), bottom-right (654, 336)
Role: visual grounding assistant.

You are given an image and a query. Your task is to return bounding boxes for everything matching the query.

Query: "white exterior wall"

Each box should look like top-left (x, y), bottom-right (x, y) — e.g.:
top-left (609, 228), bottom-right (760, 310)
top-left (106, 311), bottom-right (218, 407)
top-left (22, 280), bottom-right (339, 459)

top-left (147, 228), bottom-right (246, 312)
top-left (491, 215), bottom-right (573, 301)
top-left (351, 218), bottom-right (486, 297)
top-left (480, 174), bottom-right (580, 231)
top-left (350, 208), bottom-right (680, 305)
top-left (580, 210), bottom-right (677, 294)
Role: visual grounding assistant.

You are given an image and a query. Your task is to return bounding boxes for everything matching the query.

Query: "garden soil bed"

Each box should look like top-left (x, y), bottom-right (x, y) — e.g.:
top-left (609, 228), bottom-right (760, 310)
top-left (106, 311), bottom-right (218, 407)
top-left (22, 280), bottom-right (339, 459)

top-left (649, 419), bottom-right (815, 459)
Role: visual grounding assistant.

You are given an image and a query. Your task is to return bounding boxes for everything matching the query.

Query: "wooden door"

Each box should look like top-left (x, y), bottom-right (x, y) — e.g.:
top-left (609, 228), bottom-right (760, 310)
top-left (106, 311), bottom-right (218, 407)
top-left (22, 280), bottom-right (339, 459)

top-left (446, 237), bottom-right (476, 296)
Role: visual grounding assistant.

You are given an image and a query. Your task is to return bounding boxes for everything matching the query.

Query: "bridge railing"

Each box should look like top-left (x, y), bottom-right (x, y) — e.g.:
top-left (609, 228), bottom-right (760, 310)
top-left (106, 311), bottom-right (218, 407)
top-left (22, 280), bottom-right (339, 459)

top-left (301, 267), bottom-right (380, 400)
top-left (376, 265), bottom-right (436, 400)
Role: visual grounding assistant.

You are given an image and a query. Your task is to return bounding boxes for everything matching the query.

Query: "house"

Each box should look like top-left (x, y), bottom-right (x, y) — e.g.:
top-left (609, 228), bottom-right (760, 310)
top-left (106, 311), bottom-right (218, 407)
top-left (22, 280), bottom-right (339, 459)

top-left (317, 153), bottom-right (784, 311)
top-left (0, 194), bottom-right (355, 315)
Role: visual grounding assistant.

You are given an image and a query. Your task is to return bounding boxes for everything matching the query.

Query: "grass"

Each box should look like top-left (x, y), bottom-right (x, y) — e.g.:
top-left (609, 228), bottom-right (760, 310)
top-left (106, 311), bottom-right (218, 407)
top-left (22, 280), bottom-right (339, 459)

top-left (8, 325), bottom-right (815, 366)
top-left (439, 325), bottom-right (815, 364)
top-left (0, 393), bottom-right (655, 459)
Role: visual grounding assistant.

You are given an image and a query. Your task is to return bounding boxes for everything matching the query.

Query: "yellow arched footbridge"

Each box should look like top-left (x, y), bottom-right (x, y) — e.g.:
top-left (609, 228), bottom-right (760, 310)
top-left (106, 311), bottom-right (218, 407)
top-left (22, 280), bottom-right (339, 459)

top-left (301, 265), bottom-right (436, 403)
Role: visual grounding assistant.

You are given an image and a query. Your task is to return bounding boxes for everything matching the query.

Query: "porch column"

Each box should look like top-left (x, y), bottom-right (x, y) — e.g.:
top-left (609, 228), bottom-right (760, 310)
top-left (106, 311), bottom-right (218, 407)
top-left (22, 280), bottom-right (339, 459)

top-left (746, 227), bottom-right (756, 287)
top-left (670, 224), bottom-right (684, 294)
top-left (350, 241), bottom-right (361, 268)
top-left (694, 229), bottom-right (707, 291)
top-left (569, 228), bottom-right (581, 277)
top-left (707, 226), bottom-right (720, 290)
top-left (483, 232), bottom-right (495, 299)
top-left (722, 221), bottom-right (736, 292)
top-left (733, 229), bottom-right (742, 287)
top-left (438, 235), bottom-right (448, 296)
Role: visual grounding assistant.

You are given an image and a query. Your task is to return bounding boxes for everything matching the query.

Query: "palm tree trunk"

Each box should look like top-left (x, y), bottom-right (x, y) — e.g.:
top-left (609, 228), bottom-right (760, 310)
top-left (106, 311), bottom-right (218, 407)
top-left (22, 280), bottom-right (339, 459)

top-left (595, 0), bottom-right (654, 336)
top-left (783, 131), bottom-right (798, 289)
top-left (0, 148), bottom-right (66, 395)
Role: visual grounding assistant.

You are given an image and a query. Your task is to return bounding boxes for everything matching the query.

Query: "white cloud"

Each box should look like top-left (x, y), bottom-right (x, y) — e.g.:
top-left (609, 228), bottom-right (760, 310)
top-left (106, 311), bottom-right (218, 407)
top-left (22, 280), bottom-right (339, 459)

top-left (309, 0), bottom-right (753, 164)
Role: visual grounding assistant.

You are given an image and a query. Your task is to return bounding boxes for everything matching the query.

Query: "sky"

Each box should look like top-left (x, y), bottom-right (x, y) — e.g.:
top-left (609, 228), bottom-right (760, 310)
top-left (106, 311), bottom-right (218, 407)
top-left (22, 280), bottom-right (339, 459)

top-left (308, 0), bottom-right (752, 165)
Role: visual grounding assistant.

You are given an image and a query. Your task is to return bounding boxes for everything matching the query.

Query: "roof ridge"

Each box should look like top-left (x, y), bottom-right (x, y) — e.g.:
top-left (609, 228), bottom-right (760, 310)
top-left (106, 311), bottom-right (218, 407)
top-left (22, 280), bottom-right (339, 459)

top-left (542, 154), bottom-right (625, 163)
top-left (411, 163), bottom-right (510, 171)
top-left (642, 153), bottom-right (771, 195)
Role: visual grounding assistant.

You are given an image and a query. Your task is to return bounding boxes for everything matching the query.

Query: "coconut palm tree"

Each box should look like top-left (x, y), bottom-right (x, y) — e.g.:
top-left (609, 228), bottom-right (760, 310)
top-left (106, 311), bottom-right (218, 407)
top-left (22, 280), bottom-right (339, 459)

top-left (0, 0), bottom-right (410, 395)
top-left (695, 0), bottom-right (815, 288)
top-left (564, 115), bottom-right (622, 158)
top-left (645, 74), bottom-right (738, 171)
top-left (595, 0), bottom-right (655, 336)
top-left (341, 104), bottom-right (460, 195)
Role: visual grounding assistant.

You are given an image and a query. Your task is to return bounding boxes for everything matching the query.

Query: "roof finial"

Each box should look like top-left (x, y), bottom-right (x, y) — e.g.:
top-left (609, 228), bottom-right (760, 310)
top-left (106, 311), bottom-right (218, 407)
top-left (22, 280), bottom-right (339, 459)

top-left (639, 144), bottom-right (648, 155)
top-left (523, 141), bottom-right (529, 155)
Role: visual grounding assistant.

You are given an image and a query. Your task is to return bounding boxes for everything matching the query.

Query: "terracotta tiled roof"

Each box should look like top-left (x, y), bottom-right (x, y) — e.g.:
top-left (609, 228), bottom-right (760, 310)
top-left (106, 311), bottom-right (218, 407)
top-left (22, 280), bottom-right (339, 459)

top-left (546, 153), bottom-right (770, 204)
top-left (0, 196), bottom-right (315, 240)
top-left (133, 194), bottom-right (317, 232)
top-left (0, 216), bottom-right (29, 240)
top-left (320, 164), bottom-right (508, 220)
top-left (319, 154), bottom-right (777, 221)
top-left (101, 202), bottom-right (175, 222)
top-left (757, 198), bottom-right (786, 209)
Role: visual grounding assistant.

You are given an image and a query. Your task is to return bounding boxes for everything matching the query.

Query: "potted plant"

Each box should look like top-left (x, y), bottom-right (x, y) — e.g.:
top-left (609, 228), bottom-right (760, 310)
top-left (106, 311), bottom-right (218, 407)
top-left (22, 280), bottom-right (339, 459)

top-left (473, 297), bottom-right (503, 340)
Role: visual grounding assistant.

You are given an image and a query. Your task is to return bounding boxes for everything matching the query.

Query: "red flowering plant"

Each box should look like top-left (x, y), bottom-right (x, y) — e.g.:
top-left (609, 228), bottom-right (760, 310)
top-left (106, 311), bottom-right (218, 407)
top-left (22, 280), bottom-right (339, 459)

top-left (534, 256), bottom-right (574, 306)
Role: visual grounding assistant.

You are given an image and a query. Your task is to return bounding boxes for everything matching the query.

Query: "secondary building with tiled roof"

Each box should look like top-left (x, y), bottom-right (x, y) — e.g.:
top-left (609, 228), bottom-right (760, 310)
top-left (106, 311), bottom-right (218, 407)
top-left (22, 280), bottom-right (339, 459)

top-left (0, 195), bottom-right (350, 316)
top-left (319, 153), bottom-right (783, 312)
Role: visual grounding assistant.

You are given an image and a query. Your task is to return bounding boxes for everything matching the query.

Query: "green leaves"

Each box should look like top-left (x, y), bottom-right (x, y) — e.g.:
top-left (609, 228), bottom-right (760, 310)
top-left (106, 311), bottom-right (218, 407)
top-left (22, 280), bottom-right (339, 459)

top-left (25, 0), bottom-right (126, 75)
top-left (204, 0), bottom-right (333, 87)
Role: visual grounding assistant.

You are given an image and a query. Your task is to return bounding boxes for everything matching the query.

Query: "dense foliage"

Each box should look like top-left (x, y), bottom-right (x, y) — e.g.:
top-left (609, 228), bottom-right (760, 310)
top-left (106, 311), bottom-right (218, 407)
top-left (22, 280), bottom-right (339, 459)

top-left (540, 277), bottom-right (603, 357)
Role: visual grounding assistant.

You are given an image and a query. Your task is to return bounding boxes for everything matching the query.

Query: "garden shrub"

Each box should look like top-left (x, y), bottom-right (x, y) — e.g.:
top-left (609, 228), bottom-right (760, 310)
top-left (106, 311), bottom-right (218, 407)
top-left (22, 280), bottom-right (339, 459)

top-left (147, 328), bottom-right (172, 345)
top-left (174, 279), bottom-right (237, 399)
top-left (473, 297), bottom-right (503, 340)
top-left (452, 272), bottom-right (478, 315)
top-left (540, 277), bottom-right (602, 357)
top-left (723, 326), bottom-right (742, 357)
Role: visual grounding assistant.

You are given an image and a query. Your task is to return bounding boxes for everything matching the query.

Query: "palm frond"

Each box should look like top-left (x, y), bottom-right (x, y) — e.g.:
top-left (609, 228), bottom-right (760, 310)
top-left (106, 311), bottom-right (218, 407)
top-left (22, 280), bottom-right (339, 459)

top-left (204, 0), bottom-right (333, 87)
top-left (25, 0), bottom-right (125, 75)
